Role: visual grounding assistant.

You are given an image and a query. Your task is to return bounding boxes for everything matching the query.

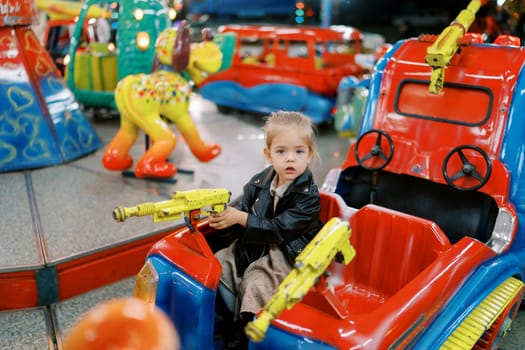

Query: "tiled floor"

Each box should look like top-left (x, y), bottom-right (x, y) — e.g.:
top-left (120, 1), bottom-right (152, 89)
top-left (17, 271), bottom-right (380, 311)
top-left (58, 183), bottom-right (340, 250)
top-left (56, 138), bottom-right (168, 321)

top-left (0, 94), bottom-right (524, 349)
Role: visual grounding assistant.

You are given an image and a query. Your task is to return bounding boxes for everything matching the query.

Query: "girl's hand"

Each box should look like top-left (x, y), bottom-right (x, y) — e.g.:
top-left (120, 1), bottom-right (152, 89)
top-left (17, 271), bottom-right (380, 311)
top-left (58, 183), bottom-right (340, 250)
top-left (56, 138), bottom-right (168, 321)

top-left (208, 207), bottom-right (248, 230)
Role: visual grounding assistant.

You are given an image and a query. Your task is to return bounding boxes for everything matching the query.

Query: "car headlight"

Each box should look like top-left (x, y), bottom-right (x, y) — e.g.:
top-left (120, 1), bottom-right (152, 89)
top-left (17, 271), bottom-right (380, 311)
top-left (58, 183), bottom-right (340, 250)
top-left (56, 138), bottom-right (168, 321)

top-left (133, 8), bottom-right (144, 21)
top-left (320, 167), bottom-right (341, 192)
top-left (136, 32), bottom-right (150, 51)
top-left (488, 207), bottom-right (516, 253)
top-left (134, 259), bottom-right (158, 304)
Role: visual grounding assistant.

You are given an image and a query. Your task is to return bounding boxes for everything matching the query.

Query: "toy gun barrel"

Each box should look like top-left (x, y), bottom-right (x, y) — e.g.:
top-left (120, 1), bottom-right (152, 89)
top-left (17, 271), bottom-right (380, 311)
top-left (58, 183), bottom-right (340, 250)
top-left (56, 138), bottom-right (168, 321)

top-left (112, 188), bottom-right (231, 223)
top-left (245, 217), bottom-right (355, 342)
top-left (113, 203), bottom-right (157, 222)
top-left (425, 0), bottom-right (484, 94)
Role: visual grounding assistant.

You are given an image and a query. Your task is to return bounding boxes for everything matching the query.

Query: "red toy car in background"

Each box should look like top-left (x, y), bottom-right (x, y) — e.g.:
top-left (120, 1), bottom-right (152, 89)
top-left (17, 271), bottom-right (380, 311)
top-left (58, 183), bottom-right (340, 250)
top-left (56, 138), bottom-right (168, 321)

top-left (200, 24), bottom-right (370, 124)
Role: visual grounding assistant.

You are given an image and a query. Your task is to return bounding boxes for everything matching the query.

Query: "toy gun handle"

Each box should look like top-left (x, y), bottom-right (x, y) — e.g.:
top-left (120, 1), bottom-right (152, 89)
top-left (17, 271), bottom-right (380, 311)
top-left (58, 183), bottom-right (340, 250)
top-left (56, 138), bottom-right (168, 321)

top-left (245, 217), bottom-right (355, 342)
top-left (113, 203), bottom-right (156, 222)
top-left (337, 234), bottom-right (356, 265)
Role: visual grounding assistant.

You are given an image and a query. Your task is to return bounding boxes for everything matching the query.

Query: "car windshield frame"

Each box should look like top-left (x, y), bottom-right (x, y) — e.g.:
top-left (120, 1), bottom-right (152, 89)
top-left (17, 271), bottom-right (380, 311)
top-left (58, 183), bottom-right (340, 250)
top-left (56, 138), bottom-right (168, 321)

top-left (394, 79), bottom-right (493, 126)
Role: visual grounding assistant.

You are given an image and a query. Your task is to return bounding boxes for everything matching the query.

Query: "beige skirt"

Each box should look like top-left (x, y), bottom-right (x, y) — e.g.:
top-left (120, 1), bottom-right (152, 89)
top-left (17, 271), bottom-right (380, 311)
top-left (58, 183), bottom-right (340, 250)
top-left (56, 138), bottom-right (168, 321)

top-left (215, 240), bottom-right (293, 319)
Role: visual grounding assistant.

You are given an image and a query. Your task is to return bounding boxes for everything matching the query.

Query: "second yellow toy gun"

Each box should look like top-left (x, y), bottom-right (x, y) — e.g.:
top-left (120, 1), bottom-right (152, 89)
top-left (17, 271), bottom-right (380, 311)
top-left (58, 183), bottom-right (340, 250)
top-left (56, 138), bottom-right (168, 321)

top-left (425, 0), bottom-right (484, 94)
top-left (245, 217), bottom-right (356, 342)
top-left (112, 188), bottom-right (231, 229)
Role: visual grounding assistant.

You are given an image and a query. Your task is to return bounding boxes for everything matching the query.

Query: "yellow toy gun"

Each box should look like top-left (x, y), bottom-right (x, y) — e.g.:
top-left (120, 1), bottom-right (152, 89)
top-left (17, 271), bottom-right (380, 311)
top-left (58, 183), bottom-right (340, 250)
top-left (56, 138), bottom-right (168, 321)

top-left (245, 217), bottom-right (356, 342)
top-left (112, 188), bottom-right (231, 229)
top-left (425, 0), bottom-right (484, 94)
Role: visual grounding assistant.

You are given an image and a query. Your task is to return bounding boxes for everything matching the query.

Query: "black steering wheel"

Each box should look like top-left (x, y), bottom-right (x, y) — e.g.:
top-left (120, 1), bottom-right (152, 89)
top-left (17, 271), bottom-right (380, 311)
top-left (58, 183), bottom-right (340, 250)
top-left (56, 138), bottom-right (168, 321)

top-left (354, 129), bottom-right (394, 171)
top-left (442, 145), bottom-right (492, 191)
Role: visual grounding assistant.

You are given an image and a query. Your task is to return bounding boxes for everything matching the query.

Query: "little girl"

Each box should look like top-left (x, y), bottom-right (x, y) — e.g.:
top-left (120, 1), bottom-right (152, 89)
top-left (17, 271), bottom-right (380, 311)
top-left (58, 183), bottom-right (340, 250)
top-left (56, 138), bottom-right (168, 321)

top-left (209, 111), bottom-right (323, 349)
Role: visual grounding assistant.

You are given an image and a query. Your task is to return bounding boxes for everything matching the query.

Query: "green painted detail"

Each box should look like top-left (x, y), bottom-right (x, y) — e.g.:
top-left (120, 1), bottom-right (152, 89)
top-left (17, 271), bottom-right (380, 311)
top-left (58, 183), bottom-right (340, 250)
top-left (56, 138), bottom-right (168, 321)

top-left (214, 32), bottom-right (237, 71)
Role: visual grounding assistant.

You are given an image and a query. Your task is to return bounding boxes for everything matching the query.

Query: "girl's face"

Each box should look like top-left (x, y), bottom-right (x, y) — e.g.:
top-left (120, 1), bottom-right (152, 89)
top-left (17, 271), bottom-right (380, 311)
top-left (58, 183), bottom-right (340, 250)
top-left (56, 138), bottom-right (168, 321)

top-left (264, 127), bottom-right (312, 187)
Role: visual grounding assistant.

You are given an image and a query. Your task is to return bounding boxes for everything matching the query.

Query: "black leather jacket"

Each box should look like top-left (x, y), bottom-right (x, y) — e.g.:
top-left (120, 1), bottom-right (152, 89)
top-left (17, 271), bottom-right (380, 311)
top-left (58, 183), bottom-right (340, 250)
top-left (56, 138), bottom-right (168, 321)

top-left (234, 166), bottom-right (323, 275)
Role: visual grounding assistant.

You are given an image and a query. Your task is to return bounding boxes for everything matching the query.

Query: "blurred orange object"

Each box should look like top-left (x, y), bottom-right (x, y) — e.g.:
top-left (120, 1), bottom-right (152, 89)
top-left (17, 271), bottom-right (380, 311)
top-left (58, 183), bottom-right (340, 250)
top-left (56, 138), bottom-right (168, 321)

top-left (62, 297), bottom-right (179, 350)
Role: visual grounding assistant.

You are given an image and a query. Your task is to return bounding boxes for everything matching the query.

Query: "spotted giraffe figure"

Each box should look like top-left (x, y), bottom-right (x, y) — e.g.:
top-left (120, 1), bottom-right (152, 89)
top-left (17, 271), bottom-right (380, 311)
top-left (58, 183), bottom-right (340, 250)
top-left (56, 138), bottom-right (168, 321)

top-left (102, 21), bottom-right (222, 178)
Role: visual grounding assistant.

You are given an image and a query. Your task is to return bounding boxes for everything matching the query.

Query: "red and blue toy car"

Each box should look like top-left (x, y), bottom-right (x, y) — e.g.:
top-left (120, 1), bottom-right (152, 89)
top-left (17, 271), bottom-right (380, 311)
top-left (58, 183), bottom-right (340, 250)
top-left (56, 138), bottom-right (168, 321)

top-left (117, 1), bottom-right (525, 348)
top-left (199, 23), bottom-right (369, 124)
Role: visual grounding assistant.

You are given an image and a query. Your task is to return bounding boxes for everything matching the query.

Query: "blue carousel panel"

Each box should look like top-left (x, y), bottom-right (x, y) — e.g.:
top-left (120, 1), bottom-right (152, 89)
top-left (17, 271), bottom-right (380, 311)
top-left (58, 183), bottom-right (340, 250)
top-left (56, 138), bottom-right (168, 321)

top-left (0, 74), bottom-right (63, 172)
top-left (0, 26), bottom-right (102, 173)
top-left (38, 75), bottom-right (102, 162)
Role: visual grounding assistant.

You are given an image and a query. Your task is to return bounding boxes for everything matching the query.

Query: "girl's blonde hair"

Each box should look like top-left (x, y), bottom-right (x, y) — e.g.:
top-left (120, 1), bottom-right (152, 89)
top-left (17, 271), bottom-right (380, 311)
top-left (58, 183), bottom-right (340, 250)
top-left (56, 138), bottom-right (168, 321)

top-left (263, 111), bottom-right (319, 159)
